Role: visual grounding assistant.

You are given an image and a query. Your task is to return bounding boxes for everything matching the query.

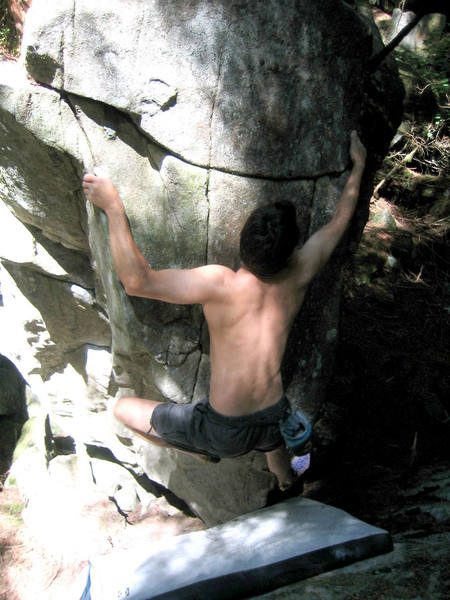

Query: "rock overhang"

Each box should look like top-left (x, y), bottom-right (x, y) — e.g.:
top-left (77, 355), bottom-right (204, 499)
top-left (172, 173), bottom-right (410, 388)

top-left (22, 0), bottom-right (372, 179)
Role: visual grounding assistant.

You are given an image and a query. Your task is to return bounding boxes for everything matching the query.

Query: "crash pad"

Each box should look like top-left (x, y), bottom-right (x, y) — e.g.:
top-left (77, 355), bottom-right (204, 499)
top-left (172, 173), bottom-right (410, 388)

top-left (80, 497), bottom-right (392, 600)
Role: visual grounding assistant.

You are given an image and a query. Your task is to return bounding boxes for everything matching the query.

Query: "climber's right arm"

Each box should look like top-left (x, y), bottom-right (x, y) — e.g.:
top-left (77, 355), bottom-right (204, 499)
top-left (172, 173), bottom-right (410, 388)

top-left (293, 131), bottom-right (366, 288)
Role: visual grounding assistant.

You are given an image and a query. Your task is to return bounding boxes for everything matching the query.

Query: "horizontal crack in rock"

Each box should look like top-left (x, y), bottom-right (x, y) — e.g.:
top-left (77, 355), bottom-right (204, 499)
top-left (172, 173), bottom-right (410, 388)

top-left (29, 80), bottom-right (346, 182)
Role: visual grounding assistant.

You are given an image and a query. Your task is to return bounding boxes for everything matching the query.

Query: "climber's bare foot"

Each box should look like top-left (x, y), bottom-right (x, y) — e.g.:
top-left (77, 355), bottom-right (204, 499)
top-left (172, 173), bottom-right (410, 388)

top-left (82, 174), bottom-right (121, 213)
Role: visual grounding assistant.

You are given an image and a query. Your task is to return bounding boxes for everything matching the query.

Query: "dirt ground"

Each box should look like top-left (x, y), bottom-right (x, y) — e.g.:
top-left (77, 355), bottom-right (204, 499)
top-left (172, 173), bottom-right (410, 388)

top-left (0, 479), bottom-right (205, 599)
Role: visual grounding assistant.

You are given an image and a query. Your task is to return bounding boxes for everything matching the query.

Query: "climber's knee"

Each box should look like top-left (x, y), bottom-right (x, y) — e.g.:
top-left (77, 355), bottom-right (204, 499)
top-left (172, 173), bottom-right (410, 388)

top-left (113, 396), bottom-right (132, 424)
top-left (113, 395), bottom-right (162, 434)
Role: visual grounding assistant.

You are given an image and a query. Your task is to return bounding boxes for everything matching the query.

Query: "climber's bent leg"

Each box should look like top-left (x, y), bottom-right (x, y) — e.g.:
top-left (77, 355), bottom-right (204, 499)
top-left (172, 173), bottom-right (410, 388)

top-left (114, 396), bottom-right (163, 436)
top-left (113, 396), bottom-right (216, 461)
top-left (265, 445), bottom-right (294, 489)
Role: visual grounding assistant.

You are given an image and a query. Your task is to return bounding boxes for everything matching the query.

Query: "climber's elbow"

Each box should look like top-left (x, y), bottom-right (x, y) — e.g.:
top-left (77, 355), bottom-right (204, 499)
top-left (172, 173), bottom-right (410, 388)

top-left (122, 269), bottom-right (152, 297)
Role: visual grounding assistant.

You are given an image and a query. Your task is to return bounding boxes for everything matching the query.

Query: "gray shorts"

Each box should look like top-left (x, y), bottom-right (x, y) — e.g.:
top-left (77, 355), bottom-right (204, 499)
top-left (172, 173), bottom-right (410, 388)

top-left (150, 396), bottom-right (291, 459)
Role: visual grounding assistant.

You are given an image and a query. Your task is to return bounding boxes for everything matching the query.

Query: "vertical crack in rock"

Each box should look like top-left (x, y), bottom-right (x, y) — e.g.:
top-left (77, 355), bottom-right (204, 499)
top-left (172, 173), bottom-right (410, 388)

top-left (57, 92), bottom-right (97, 246)
top-left (59, 31), bottom-right (65, 87)
top-left (304, 177), bottom-right (316, 241)
top-left (189, 162), bottom-right (211, 400)
top-left (204, 169), bottom-right (211, 265)
top-left (135, 5), bottom-right (146, 59)
top-left (62, 93), bottom-right (96, 168)
top-left (190, 45), bottom-right (226, 402)
top-left (69, 0), bottom-right (76, 89)
top-left (204, 41), bottom-right (225, 267)
top-left (208, 44), bottom-right (223, 169)
top-left (24, 89), bottom-right (33, 116)
top-left (59, 91), bottom-right (95, 171)
top-left (203, 44), bottom-right (224, 264)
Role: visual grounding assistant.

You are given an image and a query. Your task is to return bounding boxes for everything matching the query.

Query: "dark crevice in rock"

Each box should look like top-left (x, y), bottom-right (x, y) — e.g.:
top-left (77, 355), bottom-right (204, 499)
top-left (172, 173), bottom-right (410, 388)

top-left (78, 342), bottom-right (111, 351)
top-left (45, 415), bottom-right (76, 460)
top-left (49, 127), bottom-right (89, 245)
top-left (44, 414), bottom-right (53, 462)
top-left (54, 435), bottom-right (77, 456)
top-left (0, 355), bottom-right (28, 481)
top-left (1, 256), bottom-right (95, 295)
top-left (85, 443), bottom-right (198, 519)
top-left (25, 51), bottom-right (60, 84)
top-left (108, 494), bottom-right (131, 522)
top-left (61, 90), bottom-right (96, 167)
top-left (4, 220), bottom-right (94, 288)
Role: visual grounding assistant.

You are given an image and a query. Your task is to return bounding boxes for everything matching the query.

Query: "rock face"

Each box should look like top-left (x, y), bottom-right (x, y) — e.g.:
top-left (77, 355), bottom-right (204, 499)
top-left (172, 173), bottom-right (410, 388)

top-left (0, 0), bottom-right (403, 524)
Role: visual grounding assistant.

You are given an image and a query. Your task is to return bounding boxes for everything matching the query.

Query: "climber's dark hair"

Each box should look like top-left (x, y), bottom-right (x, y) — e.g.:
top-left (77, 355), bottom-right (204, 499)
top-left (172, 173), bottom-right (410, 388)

top-left (239, 200), bottom-right (300, 277)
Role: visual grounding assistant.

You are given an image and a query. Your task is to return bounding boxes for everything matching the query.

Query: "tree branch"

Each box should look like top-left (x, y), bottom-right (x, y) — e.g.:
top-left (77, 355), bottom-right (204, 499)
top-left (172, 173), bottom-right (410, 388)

top-left (368, 9), bottom-right (426, 73)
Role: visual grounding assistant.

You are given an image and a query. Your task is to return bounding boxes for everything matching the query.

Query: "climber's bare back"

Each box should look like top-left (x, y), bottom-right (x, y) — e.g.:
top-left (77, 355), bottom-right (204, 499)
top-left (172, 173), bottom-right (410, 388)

top-left (200, 261), bottom-right (306, 416)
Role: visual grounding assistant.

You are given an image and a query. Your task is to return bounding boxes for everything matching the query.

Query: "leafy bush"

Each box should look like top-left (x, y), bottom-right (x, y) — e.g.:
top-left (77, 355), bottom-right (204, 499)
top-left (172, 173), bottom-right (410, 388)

top-left (393, 29), bottom-right (450, 126)
top-left (0, 0), bottom-right (21, 56)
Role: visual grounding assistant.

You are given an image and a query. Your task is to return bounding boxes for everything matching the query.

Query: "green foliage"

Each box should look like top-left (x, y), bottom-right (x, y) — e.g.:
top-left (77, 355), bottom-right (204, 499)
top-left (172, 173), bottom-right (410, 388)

top-left (383, 27), bottom-right (450, 196)
top-left (1, 502), bottom-right (23, 517)
top-left (393, 30), bottom-right (450, 124)
top-left (0, 501), bottom-right (24, 526)
top-left (0, 0), bottom-right (21, 55)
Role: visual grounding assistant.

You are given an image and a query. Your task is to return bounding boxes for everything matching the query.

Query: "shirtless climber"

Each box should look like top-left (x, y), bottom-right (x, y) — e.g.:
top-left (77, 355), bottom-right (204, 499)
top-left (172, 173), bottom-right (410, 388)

top-left (82, 131), bottom-right (367, 491)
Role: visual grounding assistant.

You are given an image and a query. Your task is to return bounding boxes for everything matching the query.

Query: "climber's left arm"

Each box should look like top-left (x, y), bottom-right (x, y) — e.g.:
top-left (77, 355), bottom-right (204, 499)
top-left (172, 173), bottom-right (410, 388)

top-left (124, 263), bottom-right (230, 305)
top-left (103, 207), bottom-right (229, 304)
top-left (82, 174), bottom-right (227, 305)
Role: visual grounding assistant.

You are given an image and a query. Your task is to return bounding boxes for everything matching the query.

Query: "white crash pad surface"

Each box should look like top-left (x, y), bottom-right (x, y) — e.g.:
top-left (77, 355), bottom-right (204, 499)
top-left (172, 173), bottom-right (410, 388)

top-left (81, 497), bottom-right (392, 600)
